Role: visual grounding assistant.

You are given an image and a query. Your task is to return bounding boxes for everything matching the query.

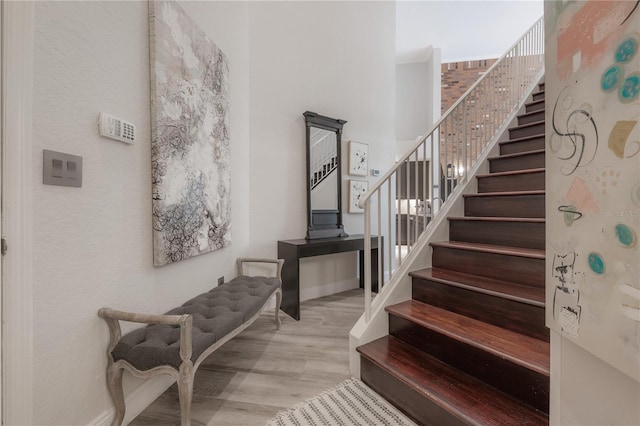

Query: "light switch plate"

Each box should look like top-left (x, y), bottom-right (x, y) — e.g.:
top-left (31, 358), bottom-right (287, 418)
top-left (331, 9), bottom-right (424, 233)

top-left (43, 150), bottom-right (83, 187)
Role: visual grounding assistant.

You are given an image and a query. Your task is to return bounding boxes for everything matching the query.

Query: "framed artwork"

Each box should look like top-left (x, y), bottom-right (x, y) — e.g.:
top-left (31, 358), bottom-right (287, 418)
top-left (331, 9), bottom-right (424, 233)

top-left (349, 141), bottom-right (368, 176)
top-left (349, 179), bottom-right (368, 213)
top-left (149, 1), bottom-right (231, 266)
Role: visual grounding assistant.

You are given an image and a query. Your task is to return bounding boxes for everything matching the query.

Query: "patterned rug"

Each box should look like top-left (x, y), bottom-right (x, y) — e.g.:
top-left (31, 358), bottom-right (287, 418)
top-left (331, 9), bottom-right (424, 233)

top-left (265, 378), bottom-right (417, 426)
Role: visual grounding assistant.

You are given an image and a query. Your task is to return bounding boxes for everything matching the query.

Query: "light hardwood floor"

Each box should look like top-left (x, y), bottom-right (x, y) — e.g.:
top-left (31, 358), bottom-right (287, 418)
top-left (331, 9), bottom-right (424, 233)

top-left (130, 288), bottom-right (365, 426)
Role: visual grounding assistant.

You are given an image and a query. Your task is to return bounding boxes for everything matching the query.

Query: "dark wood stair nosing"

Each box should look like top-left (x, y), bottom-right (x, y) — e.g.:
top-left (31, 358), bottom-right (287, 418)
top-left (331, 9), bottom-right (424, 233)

top-left (410, 267), bottom-right (545, 307)
top-left (463, 189), bottom-right (545, 198)
top-left (519, 109), bottom-right (544, 117)
top-left (447, 216), bottom-right (545, 223)
top-left (430, 241), bottom-right (545, 260)
top-left (476, 167), bottom-right (545, 179)
top-left (526, 98), bottom-right (545, 106)
top-left (499, 134), bottom-right (545, 146)
top-left (489, 149), bottom-right (545, 161)
top-left (518, 110), bottom-right (545, 120)
top-left (509, 119), bottom-right (545, 130)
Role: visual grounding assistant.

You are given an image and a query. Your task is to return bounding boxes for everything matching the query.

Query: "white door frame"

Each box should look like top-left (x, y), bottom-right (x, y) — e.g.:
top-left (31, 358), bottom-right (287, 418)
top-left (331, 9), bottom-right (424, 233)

top-left (0, 1), bottom-right (3, 419)
top-left (2, 2), bottom-right (34, 425)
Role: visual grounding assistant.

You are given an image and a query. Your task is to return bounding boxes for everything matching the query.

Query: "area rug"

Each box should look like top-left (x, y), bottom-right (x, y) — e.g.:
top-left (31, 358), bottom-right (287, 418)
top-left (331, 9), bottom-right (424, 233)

top-left (265, 378), bottom-right (417, 426)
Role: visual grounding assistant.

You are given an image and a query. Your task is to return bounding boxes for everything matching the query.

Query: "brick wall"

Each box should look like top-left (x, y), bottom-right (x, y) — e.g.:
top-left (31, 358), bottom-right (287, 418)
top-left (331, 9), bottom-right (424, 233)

top-left (439, 58), bottom-right (504, 181)
top-left (441, 58), bottom-right (497, 113)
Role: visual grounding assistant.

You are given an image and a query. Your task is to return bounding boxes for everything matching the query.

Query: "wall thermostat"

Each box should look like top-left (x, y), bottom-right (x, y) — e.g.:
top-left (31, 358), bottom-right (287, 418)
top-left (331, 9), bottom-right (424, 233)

top-left (99, 112), bottom-right (136, 144)
top-left (371, 169), bottom-right (381, 177)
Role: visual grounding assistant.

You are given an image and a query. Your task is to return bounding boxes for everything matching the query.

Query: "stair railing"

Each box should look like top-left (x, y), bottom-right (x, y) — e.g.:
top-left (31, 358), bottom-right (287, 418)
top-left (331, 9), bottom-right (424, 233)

top-left (360, 17), bottom-right (545, 321)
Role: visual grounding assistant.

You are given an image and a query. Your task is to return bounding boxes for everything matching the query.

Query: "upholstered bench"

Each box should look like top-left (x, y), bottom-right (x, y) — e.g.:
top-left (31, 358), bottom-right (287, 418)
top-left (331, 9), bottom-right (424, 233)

top-left (98, 258), bottom-right (283, 426)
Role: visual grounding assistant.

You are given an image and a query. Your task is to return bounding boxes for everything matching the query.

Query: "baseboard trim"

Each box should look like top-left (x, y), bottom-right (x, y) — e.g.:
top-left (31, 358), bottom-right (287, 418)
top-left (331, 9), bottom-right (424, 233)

top-left (88, 376), bottom-right (175, 426)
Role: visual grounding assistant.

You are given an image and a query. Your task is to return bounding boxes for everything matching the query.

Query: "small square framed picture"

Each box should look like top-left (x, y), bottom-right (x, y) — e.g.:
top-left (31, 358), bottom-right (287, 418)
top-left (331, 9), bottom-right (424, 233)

top-left (349, 179), bottom-right (369, 213)
top-left (348, 141), bottom-right (368, 176)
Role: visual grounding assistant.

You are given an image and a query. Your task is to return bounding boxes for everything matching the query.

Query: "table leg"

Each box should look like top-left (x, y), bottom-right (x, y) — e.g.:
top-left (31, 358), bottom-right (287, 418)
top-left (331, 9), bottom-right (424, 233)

top-left (359, 247), bottom-right (380, 293)
top-left (277, 242), bottom-right (301, 320)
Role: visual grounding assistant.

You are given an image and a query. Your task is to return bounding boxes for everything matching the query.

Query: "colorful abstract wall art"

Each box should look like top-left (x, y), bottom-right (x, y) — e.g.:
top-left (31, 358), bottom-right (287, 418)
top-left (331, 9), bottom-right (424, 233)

top-left (150, 1), bottom-right (231, 266)
top-left (546, 0), bottom-right (640, 382)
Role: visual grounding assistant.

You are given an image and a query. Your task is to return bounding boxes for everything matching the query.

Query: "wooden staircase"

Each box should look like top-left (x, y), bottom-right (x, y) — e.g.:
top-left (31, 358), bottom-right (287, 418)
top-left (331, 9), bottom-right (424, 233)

top-left (357, 82), bottom-right (549, 425)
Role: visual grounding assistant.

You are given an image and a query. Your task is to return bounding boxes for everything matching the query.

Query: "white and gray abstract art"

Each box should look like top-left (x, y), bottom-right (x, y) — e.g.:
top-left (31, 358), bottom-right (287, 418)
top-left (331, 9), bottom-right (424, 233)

top-left (150, 1), bottom-right (231, 266)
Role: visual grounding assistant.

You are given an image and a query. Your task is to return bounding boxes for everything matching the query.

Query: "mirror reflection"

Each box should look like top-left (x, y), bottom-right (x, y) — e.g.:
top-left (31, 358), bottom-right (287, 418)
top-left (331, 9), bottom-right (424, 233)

top-left (309, 128), bottom-right (338, 210)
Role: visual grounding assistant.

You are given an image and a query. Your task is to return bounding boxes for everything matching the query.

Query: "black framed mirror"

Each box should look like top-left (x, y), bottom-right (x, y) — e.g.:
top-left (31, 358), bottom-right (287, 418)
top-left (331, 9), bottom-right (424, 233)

top-left (304, 111), bottom-right (348, 239)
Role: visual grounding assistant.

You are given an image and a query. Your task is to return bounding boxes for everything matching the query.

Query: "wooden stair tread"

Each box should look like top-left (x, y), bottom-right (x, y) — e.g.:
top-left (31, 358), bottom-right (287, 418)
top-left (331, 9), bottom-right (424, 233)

top-left (430, 241), bottom-right (545, 259)
top-left (509, 120), bottom-right (545, 130)
top-left (448, 216), bottom-right (545, 223)
top-left (526, 98), bottom-right (544, 106)
top-left (500, 134), bottom-right (545, 145)
top-left (410, 267), bottom-right (545, 306)
top-left (518, 110), bottom-right (544, 119)
top-left (357, 336), bottom-right (549, 425)
top-left (464, 190), bottom-right (545, 198)
top-left (387, 300), bottom-right (550, 375)
top-left (489, 149), bottom-right (545, 161)
top-left (477, 168), bottom-right (544, 179)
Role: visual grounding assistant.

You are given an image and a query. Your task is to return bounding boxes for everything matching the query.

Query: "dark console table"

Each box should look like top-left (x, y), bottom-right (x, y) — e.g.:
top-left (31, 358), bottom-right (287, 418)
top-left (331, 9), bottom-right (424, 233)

top-left (277, 234), bottom-right (382, 320)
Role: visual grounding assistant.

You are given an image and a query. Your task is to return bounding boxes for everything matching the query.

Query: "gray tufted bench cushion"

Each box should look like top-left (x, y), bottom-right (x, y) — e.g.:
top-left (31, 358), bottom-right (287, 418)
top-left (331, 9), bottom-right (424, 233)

top-left (111, 276), bottom-right (280, 371)
top-left (98, 257), bottom-right (284, 426)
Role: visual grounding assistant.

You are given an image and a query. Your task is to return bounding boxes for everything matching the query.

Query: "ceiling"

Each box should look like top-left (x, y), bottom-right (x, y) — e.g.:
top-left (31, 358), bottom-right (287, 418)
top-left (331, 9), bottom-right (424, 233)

top-left (396, 0), bottom-right (544, 63)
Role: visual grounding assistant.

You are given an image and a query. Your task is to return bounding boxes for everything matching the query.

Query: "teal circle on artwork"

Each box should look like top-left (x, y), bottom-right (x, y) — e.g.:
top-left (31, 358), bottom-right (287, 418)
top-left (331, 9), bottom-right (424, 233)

top-left (619, 73), bottom-right (640, 103)
top-left (615, 36), bottom-right (638, 64)
top-left (588, 252), bottom-right (605, 275)
top-left (615, 224), bottom-right (637, 247)
top-left (601, 65), bottom-right (624, 91)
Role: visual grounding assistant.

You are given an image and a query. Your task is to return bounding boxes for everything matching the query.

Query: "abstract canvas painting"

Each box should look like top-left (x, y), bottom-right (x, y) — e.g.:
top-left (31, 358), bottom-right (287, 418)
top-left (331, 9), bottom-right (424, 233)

top-left (349, 179), bottom-right (368, 213)
top-left (546, 1), bottom-right (640, 381)
top-left (150, 1), bottom-right (231, 266)
top-left (349, 141), bottom-right (368, 176)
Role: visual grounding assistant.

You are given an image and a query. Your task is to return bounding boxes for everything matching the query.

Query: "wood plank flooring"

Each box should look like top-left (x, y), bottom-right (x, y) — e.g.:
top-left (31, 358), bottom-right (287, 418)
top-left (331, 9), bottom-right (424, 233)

top-left (129, 289), bottom-right (364, 426)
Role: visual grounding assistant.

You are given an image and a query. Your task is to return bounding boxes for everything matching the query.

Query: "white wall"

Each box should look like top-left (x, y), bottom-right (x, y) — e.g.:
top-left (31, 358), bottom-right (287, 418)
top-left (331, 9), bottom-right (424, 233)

top-left (32, 1), bottom-right (250, 424)
top-left (396, 60), bottom-right (430, 141)
top-left (29, 0), bottom-right (396, 423)
top-left (248, 1), bottom-right (396, 297)
top-left (395, 47), bottom-right (441, 159)
top-left (550, 332), bottom-right (640, 425)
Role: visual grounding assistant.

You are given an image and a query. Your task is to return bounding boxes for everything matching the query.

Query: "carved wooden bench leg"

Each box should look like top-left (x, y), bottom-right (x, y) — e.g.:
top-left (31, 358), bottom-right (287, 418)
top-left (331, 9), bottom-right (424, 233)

top-left (177, 361), bottom-right (195, 426)
top-left (106, 364), bottom-right (126, 426)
